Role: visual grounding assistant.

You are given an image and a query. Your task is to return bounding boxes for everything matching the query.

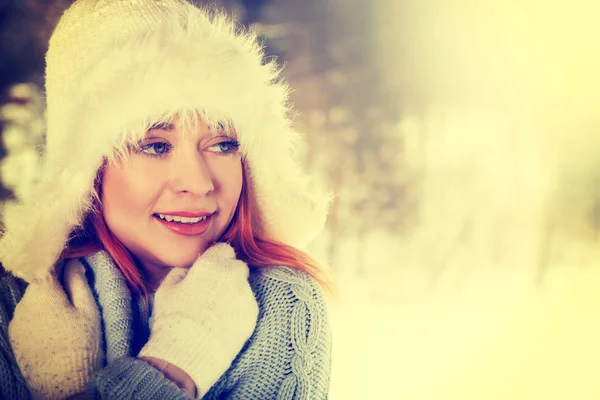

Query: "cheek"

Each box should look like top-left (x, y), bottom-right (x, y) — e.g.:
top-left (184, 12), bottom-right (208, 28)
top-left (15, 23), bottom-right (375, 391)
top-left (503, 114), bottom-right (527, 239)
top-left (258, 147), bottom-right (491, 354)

top-left (102, 162), bottom-right (160, 218)
top-left (222, 160), bottom-right (243, 202)
top-left (102, 167), bottom-right (127, 214)
top-left (227, 163), bottom-right (243, 203)
top-left (210, 158), bottom-right (243, 212)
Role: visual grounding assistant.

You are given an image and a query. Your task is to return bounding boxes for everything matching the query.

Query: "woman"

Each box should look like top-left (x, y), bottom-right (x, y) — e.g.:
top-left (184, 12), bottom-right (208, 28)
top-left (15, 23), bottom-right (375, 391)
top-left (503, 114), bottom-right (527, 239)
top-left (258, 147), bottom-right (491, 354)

top-left (0, 0), bottom-right (332, 399)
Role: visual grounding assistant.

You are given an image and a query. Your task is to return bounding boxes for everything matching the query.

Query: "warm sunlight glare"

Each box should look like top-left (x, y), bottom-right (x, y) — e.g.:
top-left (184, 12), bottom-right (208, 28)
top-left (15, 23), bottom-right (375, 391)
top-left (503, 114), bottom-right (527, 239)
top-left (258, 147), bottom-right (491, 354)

top-left (328, 1), bottom-right (600, 399)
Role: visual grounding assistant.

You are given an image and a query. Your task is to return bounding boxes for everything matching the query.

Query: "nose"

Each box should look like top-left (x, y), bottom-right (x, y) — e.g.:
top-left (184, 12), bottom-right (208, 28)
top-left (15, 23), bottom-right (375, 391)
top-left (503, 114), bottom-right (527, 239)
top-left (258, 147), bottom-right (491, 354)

top-left (168, 149), bottom-right (215, 196)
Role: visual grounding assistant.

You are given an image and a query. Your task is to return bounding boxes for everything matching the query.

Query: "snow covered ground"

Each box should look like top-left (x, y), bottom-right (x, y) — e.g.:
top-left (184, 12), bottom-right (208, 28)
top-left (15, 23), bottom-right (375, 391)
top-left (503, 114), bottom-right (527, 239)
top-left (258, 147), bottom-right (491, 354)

top-left (328, 266), bottom-right (600, 399)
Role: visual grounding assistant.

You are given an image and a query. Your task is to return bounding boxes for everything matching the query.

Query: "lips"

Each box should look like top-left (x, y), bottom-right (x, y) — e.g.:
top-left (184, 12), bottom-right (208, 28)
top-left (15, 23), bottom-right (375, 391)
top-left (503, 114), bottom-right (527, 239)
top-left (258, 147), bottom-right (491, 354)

top-left (153, 212), bottom-right (214, 236)
top-left (155, 213), bottom-right (208, 224)
top-left (156, 210), bottom-right (213, 217)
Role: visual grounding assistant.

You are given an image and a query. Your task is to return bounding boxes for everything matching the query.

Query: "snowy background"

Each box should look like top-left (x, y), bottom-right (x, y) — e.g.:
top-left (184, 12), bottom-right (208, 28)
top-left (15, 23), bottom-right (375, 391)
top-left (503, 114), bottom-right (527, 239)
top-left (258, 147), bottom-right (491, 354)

top-left (2, 0), bottom-right (600, 399)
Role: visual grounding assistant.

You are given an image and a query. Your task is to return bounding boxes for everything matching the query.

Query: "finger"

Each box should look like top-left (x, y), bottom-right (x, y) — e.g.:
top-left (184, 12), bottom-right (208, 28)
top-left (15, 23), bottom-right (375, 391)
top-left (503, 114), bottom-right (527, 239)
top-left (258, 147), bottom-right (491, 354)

top-left (159, 267), bottom-right (188, 288)
top-left (188, 252), bottom-right (248, 287)
top-left (200, 242), bottom-right (236, 261)
top-left (203, 257), bottom-right (250, 286)
top-left (189, 242), bottom-right (238, 278)
top-left (63, 259), bottom-right (97, 313)
top-left (227, 259), bottom-right (250, 281)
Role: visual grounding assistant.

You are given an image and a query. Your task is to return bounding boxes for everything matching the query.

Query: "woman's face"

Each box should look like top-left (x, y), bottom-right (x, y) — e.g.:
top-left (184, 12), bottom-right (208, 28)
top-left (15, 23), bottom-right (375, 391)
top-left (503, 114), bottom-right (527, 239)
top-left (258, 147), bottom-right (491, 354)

top-left (101, 116), bottom-right (243, 285)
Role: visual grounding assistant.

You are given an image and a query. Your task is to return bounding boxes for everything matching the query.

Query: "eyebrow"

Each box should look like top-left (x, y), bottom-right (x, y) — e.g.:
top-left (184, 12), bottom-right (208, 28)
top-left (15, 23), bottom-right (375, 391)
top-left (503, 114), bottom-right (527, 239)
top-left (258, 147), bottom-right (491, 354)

top-left (147, 122), bottom-right (175, 131)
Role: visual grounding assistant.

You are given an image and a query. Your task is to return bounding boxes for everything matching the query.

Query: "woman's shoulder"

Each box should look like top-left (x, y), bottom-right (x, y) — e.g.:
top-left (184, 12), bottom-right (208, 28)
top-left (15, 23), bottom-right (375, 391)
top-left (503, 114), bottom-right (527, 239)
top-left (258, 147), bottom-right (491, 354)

top-left (250, 264), bottom-right (315, 284)
top-left (249, 265), bottom-right (327, 305)
top-left (247, 265), bottom-right (330, 333)
top-left (209, 265), bottom-right (332, 399)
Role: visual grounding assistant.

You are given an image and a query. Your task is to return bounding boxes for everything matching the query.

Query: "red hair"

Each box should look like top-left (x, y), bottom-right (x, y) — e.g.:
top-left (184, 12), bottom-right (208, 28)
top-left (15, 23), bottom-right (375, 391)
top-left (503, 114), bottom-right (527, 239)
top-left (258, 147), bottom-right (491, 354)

top-left (62, 160), bottom-right (333, 298)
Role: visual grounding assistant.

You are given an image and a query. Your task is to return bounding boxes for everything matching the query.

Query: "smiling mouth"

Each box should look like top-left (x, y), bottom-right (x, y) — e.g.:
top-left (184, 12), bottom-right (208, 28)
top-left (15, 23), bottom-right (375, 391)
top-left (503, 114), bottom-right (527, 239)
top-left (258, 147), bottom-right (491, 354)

top-left (154, 213), bottom-right (209, 224)
top-left (152, 213), bottom-right (214, 236)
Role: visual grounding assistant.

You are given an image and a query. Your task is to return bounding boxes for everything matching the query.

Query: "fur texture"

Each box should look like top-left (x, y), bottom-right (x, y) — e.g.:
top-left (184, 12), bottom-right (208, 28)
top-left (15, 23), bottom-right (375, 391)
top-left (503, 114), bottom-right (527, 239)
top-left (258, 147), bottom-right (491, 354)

top-left (0, 0), bottom-right (330, 282)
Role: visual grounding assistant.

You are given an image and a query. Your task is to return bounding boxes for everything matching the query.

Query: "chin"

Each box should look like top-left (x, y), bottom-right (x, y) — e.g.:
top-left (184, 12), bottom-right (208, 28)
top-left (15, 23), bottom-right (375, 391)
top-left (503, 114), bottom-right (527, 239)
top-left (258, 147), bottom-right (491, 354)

top-left (147, 249), bottom-right (190, 268)
top-left (151, 238), bottom-right (215, 269)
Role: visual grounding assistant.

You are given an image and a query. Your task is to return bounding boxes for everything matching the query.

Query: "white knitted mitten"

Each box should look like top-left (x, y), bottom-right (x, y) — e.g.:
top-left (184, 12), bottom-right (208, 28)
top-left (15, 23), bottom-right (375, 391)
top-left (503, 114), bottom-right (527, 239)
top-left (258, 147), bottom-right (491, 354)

top-left (8, 258), bottom-right (103, 399)
top-left (139, 243), bottom-right (259, 397)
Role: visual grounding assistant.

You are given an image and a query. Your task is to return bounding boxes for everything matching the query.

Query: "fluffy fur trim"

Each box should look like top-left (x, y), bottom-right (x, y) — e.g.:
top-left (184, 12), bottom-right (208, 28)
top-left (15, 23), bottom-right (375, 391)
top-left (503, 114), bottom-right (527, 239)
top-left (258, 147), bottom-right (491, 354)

top-left (0, 0), bottom-right (330, 282)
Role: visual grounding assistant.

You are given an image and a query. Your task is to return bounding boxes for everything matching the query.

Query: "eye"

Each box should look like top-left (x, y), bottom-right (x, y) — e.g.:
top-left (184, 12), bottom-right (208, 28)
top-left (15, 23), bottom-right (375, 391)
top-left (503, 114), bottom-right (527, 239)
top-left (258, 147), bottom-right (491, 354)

top-left (140, 142), bottom-right (171, 156)
top-left (207, 140), bottom-right (239, 155)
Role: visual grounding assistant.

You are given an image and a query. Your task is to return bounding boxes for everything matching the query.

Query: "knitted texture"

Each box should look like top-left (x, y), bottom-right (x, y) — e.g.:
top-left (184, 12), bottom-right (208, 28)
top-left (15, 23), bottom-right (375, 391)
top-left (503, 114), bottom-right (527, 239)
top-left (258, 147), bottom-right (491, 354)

top-left (85, 251), bottom-right (136, 361)
top-left (84, 251), bottom-right (154, 360)
top-left (0, 274), bottom-right (29, 400)
top-left (7, 259), bottom-right (103, 399)
top-left (204, 267), bottom-right (332, 400)
top-left (87, 358), bottom-right (191, 400)
top-left (139, 244), bottom-right (259, 397)
top-left (0, 251), bottom-right (331, 399)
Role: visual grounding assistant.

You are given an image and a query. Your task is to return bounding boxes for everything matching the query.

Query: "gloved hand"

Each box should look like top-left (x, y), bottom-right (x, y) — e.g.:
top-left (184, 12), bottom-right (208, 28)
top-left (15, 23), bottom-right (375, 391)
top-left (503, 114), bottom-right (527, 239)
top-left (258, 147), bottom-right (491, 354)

top-left (8, 258), bottom-right (103, 399)
top-left (138, 243), bottom-right (259, 397)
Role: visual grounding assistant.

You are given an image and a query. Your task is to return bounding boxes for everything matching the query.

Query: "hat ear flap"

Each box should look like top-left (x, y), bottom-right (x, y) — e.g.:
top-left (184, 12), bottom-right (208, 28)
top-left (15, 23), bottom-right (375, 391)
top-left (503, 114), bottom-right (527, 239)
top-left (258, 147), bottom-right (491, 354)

top-left (0, 159), bottom-right (101, 282)
top-left (245, 148), bottom-right (332, 248)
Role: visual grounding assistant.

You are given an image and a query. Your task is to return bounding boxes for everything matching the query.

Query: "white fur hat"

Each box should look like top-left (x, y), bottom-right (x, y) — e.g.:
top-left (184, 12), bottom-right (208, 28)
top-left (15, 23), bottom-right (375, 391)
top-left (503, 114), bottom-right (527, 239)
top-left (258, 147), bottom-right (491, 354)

top-left (0, 0), bottom-right (330, 282)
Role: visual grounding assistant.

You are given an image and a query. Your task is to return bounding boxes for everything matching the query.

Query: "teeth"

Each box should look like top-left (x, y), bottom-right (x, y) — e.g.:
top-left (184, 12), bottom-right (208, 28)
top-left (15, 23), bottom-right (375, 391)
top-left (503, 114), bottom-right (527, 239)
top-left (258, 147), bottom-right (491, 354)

top-left (156, 214), bottom-right (208, 224)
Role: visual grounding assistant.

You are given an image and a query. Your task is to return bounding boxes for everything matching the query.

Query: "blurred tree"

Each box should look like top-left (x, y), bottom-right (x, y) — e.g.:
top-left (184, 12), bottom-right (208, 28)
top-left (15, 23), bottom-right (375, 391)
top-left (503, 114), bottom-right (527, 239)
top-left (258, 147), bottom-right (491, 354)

top-left (0, 83), bottom-right (45, 205)
top-left (239, 0), bottom-right (269, 24)
top-left (0, 0), bottom-right (74, 202)
top-left (259, 0), bottom-right (412, 275)
top-left (317, 0), bottom-right (413, 275)
top-left (0, 0), bottom-right (74, 92)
